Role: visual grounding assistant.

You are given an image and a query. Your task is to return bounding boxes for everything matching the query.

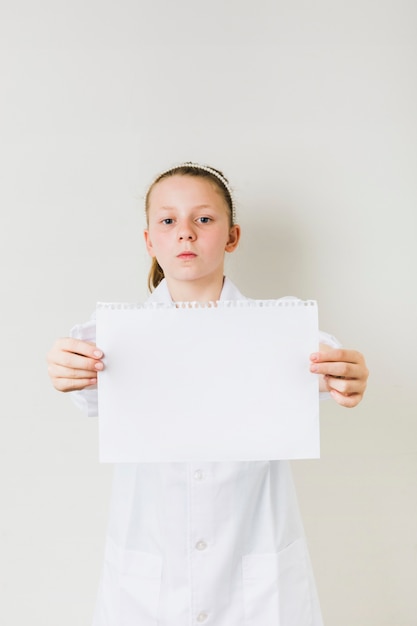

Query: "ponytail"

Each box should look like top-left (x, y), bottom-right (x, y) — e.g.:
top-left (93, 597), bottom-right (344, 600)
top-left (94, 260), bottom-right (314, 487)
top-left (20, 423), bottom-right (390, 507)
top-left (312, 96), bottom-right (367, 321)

top-left (148, 257), bottom-right (165, 292)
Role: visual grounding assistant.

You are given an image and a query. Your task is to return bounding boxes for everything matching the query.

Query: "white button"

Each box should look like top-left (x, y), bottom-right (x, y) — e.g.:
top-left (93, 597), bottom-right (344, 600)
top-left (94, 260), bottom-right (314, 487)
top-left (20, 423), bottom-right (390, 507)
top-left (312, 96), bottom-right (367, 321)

top-left (193, 469), bottom-right (204, 481)
top-left (197, 612), bottom-right (208, 623)
top-left (195, 540), bottom-right (208, 551)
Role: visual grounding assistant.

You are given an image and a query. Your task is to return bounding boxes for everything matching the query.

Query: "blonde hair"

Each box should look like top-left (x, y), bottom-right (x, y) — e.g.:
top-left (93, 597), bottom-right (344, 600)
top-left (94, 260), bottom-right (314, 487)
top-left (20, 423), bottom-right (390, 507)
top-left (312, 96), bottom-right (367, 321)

top-left (145, 163), bottom-right (235, 292)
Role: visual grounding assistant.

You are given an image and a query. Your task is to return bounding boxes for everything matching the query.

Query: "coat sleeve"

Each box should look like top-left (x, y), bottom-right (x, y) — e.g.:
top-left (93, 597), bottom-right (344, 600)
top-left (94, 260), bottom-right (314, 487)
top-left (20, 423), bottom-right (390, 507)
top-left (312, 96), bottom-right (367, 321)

top-left (68, 316), bottom-right (99, 417)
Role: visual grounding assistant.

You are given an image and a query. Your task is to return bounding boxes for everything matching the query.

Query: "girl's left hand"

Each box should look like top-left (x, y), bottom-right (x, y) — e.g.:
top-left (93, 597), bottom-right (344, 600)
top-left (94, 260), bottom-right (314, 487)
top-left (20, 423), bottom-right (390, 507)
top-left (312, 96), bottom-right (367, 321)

top-left (310, 348), bottom-right (369, 408)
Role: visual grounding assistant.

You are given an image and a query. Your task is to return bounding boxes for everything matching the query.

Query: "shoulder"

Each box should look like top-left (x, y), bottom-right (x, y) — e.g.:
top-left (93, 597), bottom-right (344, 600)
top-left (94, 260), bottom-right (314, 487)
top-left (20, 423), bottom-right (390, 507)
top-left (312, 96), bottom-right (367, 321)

top-left (145, 279), bottom-right (172, 304)
top-left (222, 278), bottom-right (303, 304)
top-left (220, 277), bottom-right (248, 301)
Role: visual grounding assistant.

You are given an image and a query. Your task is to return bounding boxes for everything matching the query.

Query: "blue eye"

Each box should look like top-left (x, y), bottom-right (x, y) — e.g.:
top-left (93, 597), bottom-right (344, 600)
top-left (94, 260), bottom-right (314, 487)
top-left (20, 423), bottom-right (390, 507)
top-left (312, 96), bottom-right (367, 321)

top-left (161, 218), bottom-right (174, 225)
top-left (198, 217), bottom-right (211, 224)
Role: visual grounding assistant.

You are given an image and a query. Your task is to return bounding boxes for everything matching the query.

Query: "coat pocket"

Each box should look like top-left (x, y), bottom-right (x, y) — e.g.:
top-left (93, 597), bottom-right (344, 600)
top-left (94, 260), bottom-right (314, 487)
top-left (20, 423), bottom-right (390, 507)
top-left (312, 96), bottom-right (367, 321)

top-left (102, 537), bottom-right (163, 626)
top-left (242, 538), bottom-right (312, 626)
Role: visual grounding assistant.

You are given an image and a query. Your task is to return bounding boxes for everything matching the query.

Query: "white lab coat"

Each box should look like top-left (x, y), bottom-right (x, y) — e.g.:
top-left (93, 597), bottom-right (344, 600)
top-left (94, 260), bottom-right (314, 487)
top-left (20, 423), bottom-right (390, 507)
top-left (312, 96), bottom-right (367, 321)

top-left (70, 278), bottom-right (340, 626)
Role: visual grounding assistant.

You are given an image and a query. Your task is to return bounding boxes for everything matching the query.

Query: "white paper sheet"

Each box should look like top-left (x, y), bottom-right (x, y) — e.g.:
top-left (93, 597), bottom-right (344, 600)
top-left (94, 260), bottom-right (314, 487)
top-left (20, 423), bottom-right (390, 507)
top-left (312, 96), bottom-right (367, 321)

top-left (96, 300), bottom-right (319, 462)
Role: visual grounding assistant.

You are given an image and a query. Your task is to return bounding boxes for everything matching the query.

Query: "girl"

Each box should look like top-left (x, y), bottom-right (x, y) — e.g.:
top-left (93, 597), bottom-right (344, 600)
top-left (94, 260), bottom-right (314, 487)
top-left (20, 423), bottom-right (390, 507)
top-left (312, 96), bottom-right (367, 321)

top-left (47, 163), bottom-right (368, 626)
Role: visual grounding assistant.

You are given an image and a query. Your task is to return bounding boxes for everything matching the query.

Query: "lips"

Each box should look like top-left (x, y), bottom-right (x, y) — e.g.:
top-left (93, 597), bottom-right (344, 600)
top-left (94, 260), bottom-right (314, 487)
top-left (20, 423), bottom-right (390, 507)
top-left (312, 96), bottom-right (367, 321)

top-left (177, 252), bottom-right (197, 259)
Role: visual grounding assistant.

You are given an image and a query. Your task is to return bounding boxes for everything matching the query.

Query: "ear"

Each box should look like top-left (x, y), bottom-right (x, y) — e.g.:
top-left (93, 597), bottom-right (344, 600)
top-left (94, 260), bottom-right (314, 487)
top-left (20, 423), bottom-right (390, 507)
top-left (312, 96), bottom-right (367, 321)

top-left (143, 229), bottom-right (156, 258)
top-left (225, 224), bottom-right (241, 253)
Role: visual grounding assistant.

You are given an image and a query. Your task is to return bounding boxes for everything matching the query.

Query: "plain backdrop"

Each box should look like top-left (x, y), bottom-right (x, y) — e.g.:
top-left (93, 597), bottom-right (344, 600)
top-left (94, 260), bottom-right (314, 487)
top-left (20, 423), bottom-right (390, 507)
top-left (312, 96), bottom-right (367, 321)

top-left (1, 1), bottom-right (416, 624)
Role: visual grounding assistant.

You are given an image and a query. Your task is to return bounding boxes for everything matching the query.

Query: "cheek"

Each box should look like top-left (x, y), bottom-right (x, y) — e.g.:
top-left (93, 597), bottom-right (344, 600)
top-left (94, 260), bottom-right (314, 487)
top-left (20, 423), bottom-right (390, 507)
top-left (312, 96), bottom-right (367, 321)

top-left (146, 230), bottom-right (171, 257)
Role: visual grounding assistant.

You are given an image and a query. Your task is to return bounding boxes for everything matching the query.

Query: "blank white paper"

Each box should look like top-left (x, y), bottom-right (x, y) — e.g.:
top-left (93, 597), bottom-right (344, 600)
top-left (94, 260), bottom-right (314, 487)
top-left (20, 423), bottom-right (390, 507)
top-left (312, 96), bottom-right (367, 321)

top-left (96, 300), bottom-right (319, 462)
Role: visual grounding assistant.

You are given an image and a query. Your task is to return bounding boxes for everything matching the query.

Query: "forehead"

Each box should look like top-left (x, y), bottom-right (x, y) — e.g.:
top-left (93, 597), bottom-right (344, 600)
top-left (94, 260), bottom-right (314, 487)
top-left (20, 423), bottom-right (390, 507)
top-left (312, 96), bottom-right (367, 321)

top-left (148, 174), bottom-right (226, 208)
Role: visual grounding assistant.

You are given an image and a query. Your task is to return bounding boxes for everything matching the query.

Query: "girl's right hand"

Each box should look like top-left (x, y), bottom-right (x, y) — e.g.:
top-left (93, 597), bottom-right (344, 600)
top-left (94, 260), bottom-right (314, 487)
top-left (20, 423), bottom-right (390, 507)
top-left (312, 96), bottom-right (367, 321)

top-left (47, 338), bottom-right (104, 392)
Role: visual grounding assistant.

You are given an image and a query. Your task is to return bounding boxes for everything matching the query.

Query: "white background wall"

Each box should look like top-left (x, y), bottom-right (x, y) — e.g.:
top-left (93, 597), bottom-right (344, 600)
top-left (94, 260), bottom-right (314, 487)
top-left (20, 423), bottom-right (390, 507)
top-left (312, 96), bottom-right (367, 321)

top-left (1, 1), bottom-right (416, 624)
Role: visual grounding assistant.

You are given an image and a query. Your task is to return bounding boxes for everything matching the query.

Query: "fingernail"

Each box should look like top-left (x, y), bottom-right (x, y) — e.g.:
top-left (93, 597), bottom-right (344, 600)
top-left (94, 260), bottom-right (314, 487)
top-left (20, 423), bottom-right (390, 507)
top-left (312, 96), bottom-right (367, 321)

top-left (93, 350), bottom-right (102, 358)
top-left (310, 353), bottom-right (318, 361)
top-left (95, 362), bottom-right (104, 370)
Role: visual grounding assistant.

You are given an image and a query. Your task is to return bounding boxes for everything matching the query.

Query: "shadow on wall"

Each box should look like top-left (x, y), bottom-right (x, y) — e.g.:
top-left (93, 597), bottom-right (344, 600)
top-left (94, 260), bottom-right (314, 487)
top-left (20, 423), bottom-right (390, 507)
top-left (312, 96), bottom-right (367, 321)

top-left (228, 202), bottom-right (316, 300)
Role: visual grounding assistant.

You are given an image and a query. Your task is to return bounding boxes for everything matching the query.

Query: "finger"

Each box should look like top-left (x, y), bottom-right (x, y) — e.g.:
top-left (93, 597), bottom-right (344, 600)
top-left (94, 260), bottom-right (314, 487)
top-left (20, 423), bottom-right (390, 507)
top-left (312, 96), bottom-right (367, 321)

top-left (53, 376), bottom-right (98, 392)
top-left (53, 338), bottom-right (103, 359)
top-left (48, 350), bottom-right (104, 373)
top-left (329, 389), bottom-right (363, 408)
top-left (324, 375), bottom-right (363, 395)
top-left (48, 362), bottom-right (103, 380)
top-left (311, 360), bottom-right (358, 379)
top-left (311, 349), bottom-right (364, 365)
top-left (60, 352), bottom-right (103, 372)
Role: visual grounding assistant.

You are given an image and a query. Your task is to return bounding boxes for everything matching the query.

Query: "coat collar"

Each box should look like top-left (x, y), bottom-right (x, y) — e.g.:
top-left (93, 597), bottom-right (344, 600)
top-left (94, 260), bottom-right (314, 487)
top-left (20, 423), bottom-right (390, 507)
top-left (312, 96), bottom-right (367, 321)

top-left (146, 277), bottom-right (247, 304)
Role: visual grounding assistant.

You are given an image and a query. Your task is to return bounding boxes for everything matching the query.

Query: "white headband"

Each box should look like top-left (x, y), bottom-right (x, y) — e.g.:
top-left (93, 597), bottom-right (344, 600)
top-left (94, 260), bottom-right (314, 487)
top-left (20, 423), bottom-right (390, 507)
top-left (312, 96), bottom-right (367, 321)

top-left (148, 161), bottom-right (236, 224)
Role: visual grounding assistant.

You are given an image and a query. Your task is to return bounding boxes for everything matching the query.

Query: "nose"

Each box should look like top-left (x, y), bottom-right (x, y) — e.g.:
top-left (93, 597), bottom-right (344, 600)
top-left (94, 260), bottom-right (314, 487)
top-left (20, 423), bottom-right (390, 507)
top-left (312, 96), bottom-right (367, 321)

top-left (178, 220), bottom-right (196, 241)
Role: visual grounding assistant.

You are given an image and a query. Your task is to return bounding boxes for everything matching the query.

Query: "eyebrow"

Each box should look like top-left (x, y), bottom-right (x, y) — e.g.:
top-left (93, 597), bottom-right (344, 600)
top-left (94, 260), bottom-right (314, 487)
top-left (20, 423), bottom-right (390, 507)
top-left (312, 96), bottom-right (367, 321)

top-left (157, 204), bottom-right (214, 211)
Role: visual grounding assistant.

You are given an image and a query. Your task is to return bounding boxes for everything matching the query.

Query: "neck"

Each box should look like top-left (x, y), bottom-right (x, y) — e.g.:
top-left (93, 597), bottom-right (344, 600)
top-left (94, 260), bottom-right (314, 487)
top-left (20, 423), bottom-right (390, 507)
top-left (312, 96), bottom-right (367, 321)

top-left (166, 276), bottom-right (225, 303)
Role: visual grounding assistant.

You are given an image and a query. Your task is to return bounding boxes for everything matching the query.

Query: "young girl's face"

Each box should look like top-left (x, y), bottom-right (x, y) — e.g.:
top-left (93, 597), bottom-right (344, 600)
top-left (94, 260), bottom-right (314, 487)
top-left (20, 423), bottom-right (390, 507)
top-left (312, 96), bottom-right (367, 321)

top-left (144, 175), bottom-right (240, 293)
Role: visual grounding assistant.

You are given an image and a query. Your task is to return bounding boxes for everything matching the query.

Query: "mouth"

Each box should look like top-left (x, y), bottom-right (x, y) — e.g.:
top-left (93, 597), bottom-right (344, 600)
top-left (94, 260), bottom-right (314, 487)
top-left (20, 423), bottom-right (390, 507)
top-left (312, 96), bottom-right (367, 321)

top-left (177, 252), bottom-right (197, 260)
